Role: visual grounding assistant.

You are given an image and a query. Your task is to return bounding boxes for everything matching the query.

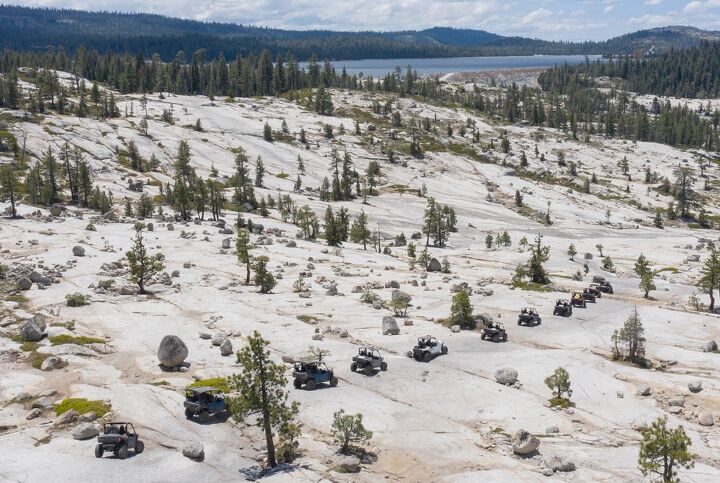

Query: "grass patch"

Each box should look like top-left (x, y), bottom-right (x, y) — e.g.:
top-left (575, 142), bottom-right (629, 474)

top-left (49, 335), bottom-right (105, 346)
top-left (187, 377), bottom-right (230, 393)
top-left (6, 293), bottom-right (29, 304)
top-left (29, 351), bottom-right (49, 369)
top-left (54, 398), bottom-right (111, 417)
top-left (656, 267), bottom-right (679, 274)
top-left (20, 341), bottom-right (39, 352)
top-left (296, 315), bottom-right (319, 324)
top-left (275, 172), bottom-right (290, 179)
top-left (548, 397), bottom-right (572, 409)
top-left (511, 281), bottom-right (553, 292)
top-left (65, 292), bottom-right (90, 307)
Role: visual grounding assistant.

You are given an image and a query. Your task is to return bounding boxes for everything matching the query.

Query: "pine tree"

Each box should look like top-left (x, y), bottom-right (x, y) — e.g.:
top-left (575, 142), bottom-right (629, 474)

top-left (567, 243), bottom-right (577, 261)
top-left (252, 256), bottom-right (276, 293)
top-left (227, 331), bottom-right (300, 468)
top-left (350, 210), bottom-right (370, 250)
top-left (634, 254), bottom-right (656, 299)
top-left (450, 290), bottom-right (475, 329)
top-left (236, 229), bottom-right (253, 284)
top-left (255, 156), bottom-right (265, 187)
top-left (698, 249), bottom-right (720, 312)
top-left (0, 164), bottom-right (20, 218)
top-left (611, 307), bottom-right (646, 364)
top-left (544, 367), bottom-right (572, 403)
top-left (263, 122), bottom-right (273, 142)
top-left (331, 409), bottom-right (372, 454)
top-left (126, 223), bottom-right (164, 294)
top-left (638, 417), bottom-right (694, 483)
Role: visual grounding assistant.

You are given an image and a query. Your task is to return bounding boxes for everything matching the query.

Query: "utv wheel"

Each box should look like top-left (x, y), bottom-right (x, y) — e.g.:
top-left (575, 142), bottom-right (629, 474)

top-left (380, 362), bottom-right (388, 371)
top-left (423, 352), bottom-right (432, 363)
top-left (185, 408), bottom-right (193, 419)
top-left (306, 379), bottom-right (316, 391)
top-left (350, 362), bottom-right (357, 373)
top-left (503, 333), bottom-right (508, 342)
top-left (537, 318), bottom-right (541, 325)
top-left (441, 345), bottom-right (448, 355)
top-left (364, 366), bottom-right (373, 376)
top-left (517, 320), bottom-right (522, 326)
top-left (95, 444), bottom-right (104, 458)
top-left (330, 377), bottom-right (339, 387)
top-left (135, 441), bottom-right (144, 454)
top-left (493, 334), bottom-right (500, 343)
top-left (118, 444), bottom-right (128, 460)
top-left (293, 378), bottom-right (302, 389)
top-left (198, 410), bottom-right (210, 423)
top-left (481, 333), bottom-right (486, 340)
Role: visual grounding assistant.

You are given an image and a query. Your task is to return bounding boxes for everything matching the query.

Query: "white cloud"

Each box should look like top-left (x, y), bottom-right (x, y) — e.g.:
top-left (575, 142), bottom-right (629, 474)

top-left (684, 0), bottom-right (720, 13)
top-left (520, 8), bottom-right (554, 25)
top-left (604, 5), bottom-right (615, 13)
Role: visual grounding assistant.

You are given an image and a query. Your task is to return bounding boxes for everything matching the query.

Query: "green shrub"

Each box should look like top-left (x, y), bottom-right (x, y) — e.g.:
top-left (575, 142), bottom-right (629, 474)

top-left (29, 351), bottom-right (50, 369)
top-left (187, 377), bottom-right (230, 393)
top-left (54, 398), bottom-right (111, 417)
top-left (65, 293), bottom-right (90, 307)
top-left (49, 335), bottom-right (105, 346)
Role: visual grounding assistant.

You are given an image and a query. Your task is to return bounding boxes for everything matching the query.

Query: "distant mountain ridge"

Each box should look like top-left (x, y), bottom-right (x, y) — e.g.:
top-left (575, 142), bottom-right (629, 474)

top-left (0, 5), bottom-right (718, 60)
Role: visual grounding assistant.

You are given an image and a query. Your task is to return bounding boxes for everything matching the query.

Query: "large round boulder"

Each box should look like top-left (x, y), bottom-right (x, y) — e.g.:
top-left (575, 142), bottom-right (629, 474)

top-left (72, 246), bottom-right (85, 257)
top-left (495, 368), bottom-right (518, 385)
top-left (72, 422), bottom-right (99, 440)
top-left (20, 320), bottom-right (45, 342)
top-left (157, 335), bottom-right (189, 367)
top-left (182, 441), bottom-right (205, 461)
top-left (427, 258), bottom-right (442, 272)
top-left (391, 290), bottom-right (412, 305)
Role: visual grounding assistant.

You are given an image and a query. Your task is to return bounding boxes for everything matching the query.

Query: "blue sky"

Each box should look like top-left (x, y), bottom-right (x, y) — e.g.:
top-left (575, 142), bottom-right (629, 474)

top-left (10, 1), bottom-right (720, 40)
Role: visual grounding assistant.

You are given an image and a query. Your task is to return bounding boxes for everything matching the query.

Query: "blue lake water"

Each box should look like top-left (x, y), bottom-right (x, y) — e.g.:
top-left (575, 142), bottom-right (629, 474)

top-left (301, 55), bottom-right (601, 78)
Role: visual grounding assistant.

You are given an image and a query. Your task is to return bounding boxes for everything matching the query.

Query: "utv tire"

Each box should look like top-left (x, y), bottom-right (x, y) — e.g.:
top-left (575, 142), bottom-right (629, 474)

top-left (493, 334), bottom-right (500, 343)
top-left (441, 345), bottom-right (448, 355)
top-left (503, 333), bottom-right (508, 342)
top-left (537, 318), bottom-right (541, 325)
top-left (118, 444), bottom-right (128, 460)
top-left (330, 377), bottom-right (339, 387)
top-left (135, 441), bottom-right (144, 454)
top-left (95, 444), bottom-right (104, 458)
top-left (293, 378), bottom-right (302, 389)
top-left (185, 408), bottom-right (193, 419)
top-left (198, 410), bottom-right (210, 424)
top-left (481, 333), bottom-right (486, 340)
top-left (306, 379), bottom-right (316, 391)
top-left (380, 361), bottom-right (388, 371)
top-left (423, 352), bottom-right (432, 363)
top-left (517, 320), bottom-right (522, 326)
top-left (350, 362), bottom-right (357, 373)
top-left (364, 365), bottom-right (373, 376)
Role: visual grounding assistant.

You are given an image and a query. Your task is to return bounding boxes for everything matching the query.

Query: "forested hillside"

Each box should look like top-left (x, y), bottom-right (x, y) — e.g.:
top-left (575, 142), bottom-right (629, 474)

top-left (539, 41), bottom-right (720, 99)
top-left (0, 5), bottom-right (718, 60)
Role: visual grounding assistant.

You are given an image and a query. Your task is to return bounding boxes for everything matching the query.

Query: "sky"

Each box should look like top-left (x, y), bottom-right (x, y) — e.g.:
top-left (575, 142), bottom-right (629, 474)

top-left (10, 1), bottom-right (720, 41)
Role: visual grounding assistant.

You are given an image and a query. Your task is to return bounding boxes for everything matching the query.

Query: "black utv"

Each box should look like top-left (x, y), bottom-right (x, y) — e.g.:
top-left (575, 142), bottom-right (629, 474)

top-left (481, 323), bottom-right (508, 342)
top-left (95, 422), bottom-right (144, 459)
top-left (553, 299), bottom-right (573, 317)
top-left (351, 346), bottom-right (388, 375)
top-left (517, 308), bottom-right (541, 326)
top-left (184, 387), bottom-right (227, 423)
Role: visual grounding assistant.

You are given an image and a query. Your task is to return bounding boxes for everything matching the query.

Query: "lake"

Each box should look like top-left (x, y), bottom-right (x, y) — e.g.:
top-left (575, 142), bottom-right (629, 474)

top-left (301, 55), bottom-right (601, 78)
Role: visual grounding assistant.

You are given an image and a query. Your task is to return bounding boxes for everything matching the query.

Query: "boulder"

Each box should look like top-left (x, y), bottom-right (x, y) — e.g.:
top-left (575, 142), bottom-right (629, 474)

top-left (17, 277), bottom-right (32, 290)
top-left (698, 411), bottom-right (714, 426)
top-left (182, 441), bottom-right (205, 461)
top-left (688, 381), bottom-right (702, 393)
top-left (103, 211), bottom-right (117, 222)
top-left (701, 340), bottom-right (718, 352)
top-left (49, 205), bottom-right (63, 217)
top-left (221, 238), bottom-right (232, 249)
top-left (286, 240), bottom-right (297, 248)
top-left (382, 316), bottom-right (400, 335)
top-left (451, 325), bottom-right (461, 333)
top-left (495, 368), bottom-right (519, 385)
top-left (512, 429), bottom-right (540, 455)
top-left (72, 246), bottom-right (85, 257)
top-left (171, 270), bottom-right (180, 277)
top-left (54, 409), bottom-right (79, 426)
top-left (72, 422), bottom-right (99, 440)
top-left (219, 339), bottom-right (233, 357)
top-left (281, 354), bottom-right (295, 364)
top-left (391, 290), bottom-right (412, 305)
top-left (79, 412), bottom-right (97, 422)
top-left (427, 258), bottom-right (442, 272)
top-left (544, 456), bottom-right (576, 473)
top-left (668, 396), bottom-right (685, 407)
top-left (26, 408), bottom-right (42, 420)
top-left (636, 384), bottom-right (652, 397)
top-left (20, 320), bottom-right (45, 342)
top-left (385, 280), bottom-right (400, 289)
top-left (326, 283), bottom-right (339, 296)
top-left (157, 335), bottom-right (189, 367)
top-left (545, 425), bottom-right (559, 434)
top-left (40, 356), bottom-right (65, 371)
top-left (146, 223), bottom-right (154, 232)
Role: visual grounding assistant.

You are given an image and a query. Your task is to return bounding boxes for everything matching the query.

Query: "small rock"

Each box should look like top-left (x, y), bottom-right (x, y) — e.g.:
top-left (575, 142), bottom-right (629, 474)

top-left (54, 409), bottom-right (80, 426)
top-left (668, 396), bottom-right (685, 407)
top-left (451, 325), bottom-right (461, 333)
top-left (20, 320), bottom-right (45, 342)
top-left (545, 425), bottom-right (559, 434)
top-left (544, 455), bottom-right (576, 473)
top-left (72, 422), bottom-right (99, 440)
top-left (40, 356), bottom-right (65, 371)
top-left (382, 316), bottom-right (400, 335)
top-left (312, 333), bottom-right (323, 341)
top-left (72, 246), bottom-right (85, 257)
top-left (183, 262), bottom-right (192, 269)
top-left (199, 332), bottom-right (212, 340)
top-left (427, 258), bottom-right (442, 272)
top-left (636, 384), bottom-right (651, 396)
top-left (403, 319), bottom-right (414, 326)
top-left (512, 429), bottom-right (540, 455)
top-left (119, 285), bottom-right (138, 295)
top-left (688, 381), bottom-right (703, 393)
top-left (171, 270), bottom-right (180, 277)
top-left (79, 412), bottom-right (97, 422)
top-left (17, 277), bottom-right (32, 291)
top-left (221, 238), bottom-right (232, 249)
top-left (701, 340), bottom-right (717, 352)
top-left (698, 411), bottom-right (714, 426)
top-left (219, 339), bottom-right (233, 357)
top-left (182, 441), bottom-right (205, 461)
top-left (26, 408), bottom-right (43, 420)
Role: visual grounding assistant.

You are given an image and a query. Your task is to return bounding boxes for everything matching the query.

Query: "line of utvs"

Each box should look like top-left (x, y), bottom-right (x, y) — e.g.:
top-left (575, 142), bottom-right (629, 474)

top-left (93, 278), bottom-right (613, 458)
